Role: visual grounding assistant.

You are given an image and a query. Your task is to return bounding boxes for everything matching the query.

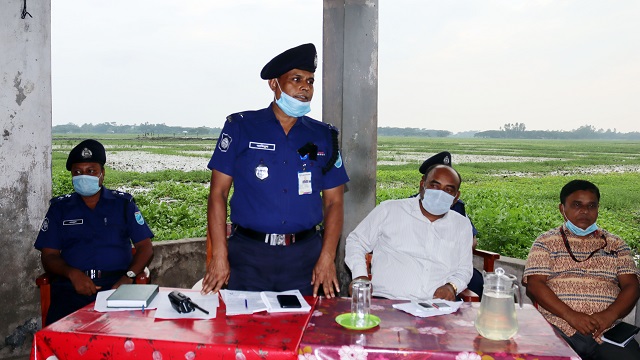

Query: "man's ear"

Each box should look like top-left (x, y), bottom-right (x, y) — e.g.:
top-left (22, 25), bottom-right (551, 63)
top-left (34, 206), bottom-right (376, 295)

top-left (268, 79), bottom-right (278, 92)
top-left (558, 203), bottom-right (565, 220)
top-left (453, 191), bottom-right (460, 204)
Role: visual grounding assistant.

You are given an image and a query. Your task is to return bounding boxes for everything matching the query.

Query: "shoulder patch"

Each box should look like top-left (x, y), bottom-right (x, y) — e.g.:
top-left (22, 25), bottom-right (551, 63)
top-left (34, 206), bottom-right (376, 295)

top-left (134, 211), bottom-right (145, 225)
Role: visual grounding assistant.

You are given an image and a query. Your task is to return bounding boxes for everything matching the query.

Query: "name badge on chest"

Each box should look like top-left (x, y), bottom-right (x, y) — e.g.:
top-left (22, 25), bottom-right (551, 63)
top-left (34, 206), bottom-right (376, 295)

top-left (298, 171), bottom-right (312, 195)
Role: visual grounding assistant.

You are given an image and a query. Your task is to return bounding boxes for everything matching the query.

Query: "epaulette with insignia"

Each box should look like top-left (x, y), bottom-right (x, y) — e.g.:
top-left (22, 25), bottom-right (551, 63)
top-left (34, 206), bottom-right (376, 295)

top-left (111, 190), bottom-right (134, 202)
top-left (226, 112), bottom-right (245, 123)
top-left (50, 194), bottom-right (73, 205)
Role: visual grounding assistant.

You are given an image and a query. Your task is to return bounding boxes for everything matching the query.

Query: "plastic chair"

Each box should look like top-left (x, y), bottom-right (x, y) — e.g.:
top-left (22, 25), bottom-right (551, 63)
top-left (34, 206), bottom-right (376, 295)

top-left (35, 248), bottom-right (150, 326)
top-left (364, 248), bottom-right (500, 302)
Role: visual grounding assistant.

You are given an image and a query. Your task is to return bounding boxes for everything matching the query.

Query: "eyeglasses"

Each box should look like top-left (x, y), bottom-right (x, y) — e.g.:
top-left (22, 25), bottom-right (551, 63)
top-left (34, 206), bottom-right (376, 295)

top-left (559, 226), bottom-right (613, 262)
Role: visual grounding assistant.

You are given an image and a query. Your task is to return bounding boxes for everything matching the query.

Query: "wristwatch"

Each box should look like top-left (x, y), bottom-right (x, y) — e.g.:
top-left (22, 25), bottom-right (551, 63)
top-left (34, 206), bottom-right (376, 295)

top-left (447, 282), bottom-right (458, 294)
top-left (126, 270), bottom-right (137, 279)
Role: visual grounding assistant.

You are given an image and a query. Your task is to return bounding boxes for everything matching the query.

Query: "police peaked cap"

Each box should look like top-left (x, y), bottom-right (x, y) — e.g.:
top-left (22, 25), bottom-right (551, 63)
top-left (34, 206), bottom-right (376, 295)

top-left (260, 43), bottom-right (317, 80)
top-left (66, 139), bottom-right (106, 170)
top-left (419, 151), bottom-right (452, 174)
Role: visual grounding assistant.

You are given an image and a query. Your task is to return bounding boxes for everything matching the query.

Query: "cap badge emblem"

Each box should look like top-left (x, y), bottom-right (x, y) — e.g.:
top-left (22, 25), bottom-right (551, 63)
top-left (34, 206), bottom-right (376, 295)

top-left (81, 147), bottom-right (92, 159)
top-left (443, 156), bottom-right (450, 165)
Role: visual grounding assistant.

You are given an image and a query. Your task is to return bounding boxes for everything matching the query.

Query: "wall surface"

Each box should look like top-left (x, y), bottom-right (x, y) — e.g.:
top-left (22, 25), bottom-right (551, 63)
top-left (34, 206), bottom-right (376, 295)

top-left (0, 1), bottom-right (52, 358)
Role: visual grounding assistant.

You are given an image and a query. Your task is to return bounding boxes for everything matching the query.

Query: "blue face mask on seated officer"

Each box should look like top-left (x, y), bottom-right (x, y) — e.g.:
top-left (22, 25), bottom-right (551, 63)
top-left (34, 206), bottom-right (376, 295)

top-left (274, 80), bottom-right (311, 118)
top-left (72, 174), bottom-right (101, 197)
top-left (422, 189), bottom-right (455, 216)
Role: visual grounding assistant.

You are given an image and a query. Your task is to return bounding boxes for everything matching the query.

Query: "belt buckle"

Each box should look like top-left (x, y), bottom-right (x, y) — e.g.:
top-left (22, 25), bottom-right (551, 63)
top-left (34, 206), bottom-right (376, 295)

top-left (88, 269), bottom-right (98, 279)
top-left (267, 234), bottom-right (286, 246)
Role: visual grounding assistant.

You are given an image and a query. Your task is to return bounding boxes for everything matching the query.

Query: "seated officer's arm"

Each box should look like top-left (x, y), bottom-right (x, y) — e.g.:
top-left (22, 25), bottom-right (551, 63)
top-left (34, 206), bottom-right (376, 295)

top-left (130, 238), bottom-right (153, 274)
top-left (592, 273), bottom-right (640, 338)
top-left (113, 238), bottom-right (153, 289)
top-left (41, 248), bottom-right (100, 296)
top-left (527, 274), bottom-right (599, 336)
top-left (201, 169), bottom-right (233, 295)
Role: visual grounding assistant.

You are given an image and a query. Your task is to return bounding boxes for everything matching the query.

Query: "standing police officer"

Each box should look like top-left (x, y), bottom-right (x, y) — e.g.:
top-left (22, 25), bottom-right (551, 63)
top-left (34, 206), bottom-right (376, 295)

top-left (201, 43), bottom-right (349, 298)
top-left (35, 139), bottom-right (154, 324)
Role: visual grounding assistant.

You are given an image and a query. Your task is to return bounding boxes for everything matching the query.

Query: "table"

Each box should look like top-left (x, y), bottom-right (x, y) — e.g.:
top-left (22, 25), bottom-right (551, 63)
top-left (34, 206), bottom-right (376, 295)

top-left (31, 292), bottom-right (318, 360)
top-left (299, 298), bottom-right (579, 360)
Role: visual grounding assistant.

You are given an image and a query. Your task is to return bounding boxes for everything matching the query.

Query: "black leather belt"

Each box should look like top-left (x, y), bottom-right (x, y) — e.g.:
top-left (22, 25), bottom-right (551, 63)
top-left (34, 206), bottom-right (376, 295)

top-left (233, 224), bottom-right (318, 246)
top-left (83, 270), bottom-right (125, 279)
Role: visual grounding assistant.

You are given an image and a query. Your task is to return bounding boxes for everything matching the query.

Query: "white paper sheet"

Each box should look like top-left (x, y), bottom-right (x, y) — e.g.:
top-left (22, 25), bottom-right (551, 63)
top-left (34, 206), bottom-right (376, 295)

top-left (260, 289), bottom-right (311, 313)
top-left (220, 289), bottom-right (268, 315)
top-left (392, 300), bottom-right (462, 317)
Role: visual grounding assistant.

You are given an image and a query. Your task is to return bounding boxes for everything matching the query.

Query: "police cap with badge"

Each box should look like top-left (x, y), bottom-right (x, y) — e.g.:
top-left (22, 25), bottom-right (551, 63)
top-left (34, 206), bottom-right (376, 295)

top-left (419, 151), bottom-right (452, 174)
top-left (66, 139), bottom-right (106, 171)
top-left (260, 43), bottom-right (317, 80)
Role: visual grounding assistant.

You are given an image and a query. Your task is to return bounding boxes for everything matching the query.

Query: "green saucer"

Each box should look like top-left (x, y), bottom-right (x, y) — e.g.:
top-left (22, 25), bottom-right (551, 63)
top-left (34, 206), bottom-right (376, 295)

top-left (335, 313), bottom-right (381, 330)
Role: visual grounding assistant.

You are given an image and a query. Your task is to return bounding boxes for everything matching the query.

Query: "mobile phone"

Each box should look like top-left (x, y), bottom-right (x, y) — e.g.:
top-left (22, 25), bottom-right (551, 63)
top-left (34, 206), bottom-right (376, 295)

top-left (276, 294), bottom-right (302, 308)
top-left (418, 302), bottom-right (434, 309)
top-left (432, 302), bottom-right (450, 309)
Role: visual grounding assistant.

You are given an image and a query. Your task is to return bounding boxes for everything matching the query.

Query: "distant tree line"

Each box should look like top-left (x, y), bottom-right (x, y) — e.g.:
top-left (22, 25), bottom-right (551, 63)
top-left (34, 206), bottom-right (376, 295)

top-left (53, 122), bottom-right (221, 137)
top-left (475, 124), bottom-right (640, 140)
top-left (377, 127), bottom-right (452, 137)
top-left (53, 122), bottom-right (639, 140)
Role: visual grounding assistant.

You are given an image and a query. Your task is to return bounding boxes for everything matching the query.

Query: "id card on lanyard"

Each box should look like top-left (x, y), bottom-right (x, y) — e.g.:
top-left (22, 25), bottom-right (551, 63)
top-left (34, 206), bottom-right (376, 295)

top-left (298, 171), bottom-right (312, 195)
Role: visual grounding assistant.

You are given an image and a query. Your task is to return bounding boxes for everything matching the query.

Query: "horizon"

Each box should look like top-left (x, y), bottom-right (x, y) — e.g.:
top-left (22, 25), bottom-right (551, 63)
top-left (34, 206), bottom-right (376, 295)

top-left (52, 1), bottom-right (640, 133)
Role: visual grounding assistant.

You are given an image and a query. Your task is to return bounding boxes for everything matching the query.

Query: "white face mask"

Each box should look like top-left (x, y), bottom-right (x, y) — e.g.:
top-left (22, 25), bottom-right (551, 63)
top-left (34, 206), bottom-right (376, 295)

top-left (421, 188), bottom-right (455, 216)
top-left (274, 79), bottom-right (311, 117)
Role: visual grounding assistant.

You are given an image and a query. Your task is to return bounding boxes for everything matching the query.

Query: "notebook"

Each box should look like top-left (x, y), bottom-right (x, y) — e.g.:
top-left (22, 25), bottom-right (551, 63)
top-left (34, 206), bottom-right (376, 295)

top-left (106, 284), bottom-right (159, 308)
top-left (602, 321), bottom-right (640, 347)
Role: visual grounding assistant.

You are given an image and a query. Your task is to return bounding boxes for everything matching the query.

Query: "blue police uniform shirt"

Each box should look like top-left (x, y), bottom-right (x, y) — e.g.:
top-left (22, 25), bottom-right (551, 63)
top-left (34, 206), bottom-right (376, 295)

top-left (208, 105), bottom-right (349, 234)
top-left (34, 187), bottom-right (154, 271)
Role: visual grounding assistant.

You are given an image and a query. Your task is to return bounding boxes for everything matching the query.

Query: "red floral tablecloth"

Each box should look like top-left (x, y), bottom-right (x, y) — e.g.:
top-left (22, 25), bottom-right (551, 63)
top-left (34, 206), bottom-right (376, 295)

top-left (31, 293), bottom-right (318, 360)
top-left (299, 298), bottom-right (580, 360)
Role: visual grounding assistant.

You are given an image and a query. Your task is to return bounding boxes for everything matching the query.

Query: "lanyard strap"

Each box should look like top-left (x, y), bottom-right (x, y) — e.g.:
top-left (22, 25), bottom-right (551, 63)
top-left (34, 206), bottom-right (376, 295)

top-left (559, 226), bottom-right (608, 263)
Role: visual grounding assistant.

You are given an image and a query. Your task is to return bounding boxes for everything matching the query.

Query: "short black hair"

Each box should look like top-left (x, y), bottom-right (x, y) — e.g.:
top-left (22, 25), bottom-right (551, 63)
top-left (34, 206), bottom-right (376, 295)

top-left (560, 180), bottom-right (600, 204)
top-left (423, 164), bottom-right (462, 188)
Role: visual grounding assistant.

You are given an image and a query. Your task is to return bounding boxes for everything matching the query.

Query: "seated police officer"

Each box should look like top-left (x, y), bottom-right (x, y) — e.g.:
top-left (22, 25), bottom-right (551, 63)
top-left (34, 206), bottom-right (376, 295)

top-left (35, 139), bottom-right (154, 325)
top-left (201, 43), bottom-right (349, 297)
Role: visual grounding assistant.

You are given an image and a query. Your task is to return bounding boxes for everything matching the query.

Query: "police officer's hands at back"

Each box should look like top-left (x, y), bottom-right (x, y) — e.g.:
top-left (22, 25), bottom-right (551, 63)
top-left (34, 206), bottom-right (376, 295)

top-left (68, 268), bottom-right (101, 296)
top-left (311, 252), bottom-right (340, 298)
top-left (201, 253), bottom-right (230, 294)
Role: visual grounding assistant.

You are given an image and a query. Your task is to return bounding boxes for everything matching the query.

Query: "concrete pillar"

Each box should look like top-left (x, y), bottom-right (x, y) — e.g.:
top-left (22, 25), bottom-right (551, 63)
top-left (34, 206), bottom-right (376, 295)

top-left (323, 0), bottom-right (378, 294)
top-left (0, 0), bottom-right (51, 357)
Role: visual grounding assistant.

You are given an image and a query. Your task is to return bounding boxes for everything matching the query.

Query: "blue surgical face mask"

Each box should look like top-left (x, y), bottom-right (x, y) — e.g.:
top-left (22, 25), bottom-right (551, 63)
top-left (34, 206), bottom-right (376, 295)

top-left (565, 219), bottom-right (598, 236)
top-left (421, 188), bottom-right (455, 216)
top-left (72, 174), bottom-right (102, 197)
top-left (274, 79), bottom-right (311, 118)
top-left (562, 208), bottom-right (598, 236)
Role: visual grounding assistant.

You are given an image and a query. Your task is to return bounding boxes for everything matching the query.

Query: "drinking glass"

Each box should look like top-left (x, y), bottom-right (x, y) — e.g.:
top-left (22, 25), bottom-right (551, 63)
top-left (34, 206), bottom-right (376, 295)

top-left (351, 278), bottom-right (372, 328)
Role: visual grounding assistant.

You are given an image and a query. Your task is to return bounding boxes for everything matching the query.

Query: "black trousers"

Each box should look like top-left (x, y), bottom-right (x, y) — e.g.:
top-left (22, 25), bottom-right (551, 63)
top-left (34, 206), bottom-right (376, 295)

top-left (46, 276), bottom-right (120, 325)
top-left (226, 231), bottom-right (322, 296)
top-left (554, 325), bottom-right (640, 360)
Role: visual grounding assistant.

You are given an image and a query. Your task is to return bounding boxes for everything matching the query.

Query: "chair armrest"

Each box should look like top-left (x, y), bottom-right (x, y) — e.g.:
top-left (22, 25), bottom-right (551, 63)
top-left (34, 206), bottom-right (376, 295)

top-left (473, 248), bottom-right (500, 272)
top-left (459, 288), bottom-right (480, 302)
top-left (36, 272), bottom-right (50, 286)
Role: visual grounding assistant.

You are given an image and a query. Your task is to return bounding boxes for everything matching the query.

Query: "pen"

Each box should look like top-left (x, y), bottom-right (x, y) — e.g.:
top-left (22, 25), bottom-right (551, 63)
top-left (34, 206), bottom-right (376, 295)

top-left (245, 299), bottom-right (248, 309)
top-left (142, 305), bottom-right (145, 314)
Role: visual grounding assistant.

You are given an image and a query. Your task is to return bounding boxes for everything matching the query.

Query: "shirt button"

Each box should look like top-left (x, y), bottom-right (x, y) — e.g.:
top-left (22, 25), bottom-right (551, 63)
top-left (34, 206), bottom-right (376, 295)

top-left (282, 220), bottom-right (286, 224)
top-left (283, 189), bottom-right (287, 193)
top-left (283, 160), bottom-right (287, 164)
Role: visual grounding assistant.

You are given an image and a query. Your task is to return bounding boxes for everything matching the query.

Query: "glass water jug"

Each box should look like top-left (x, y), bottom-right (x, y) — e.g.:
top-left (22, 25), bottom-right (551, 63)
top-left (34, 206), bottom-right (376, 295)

top-left (475, 267), bottom-right (522, 340)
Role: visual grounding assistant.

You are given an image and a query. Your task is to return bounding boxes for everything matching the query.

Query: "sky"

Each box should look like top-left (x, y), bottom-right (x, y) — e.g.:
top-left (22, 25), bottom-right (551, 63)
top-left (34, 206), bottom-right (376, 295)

top-left (52, 0), bottom-right (640, 133)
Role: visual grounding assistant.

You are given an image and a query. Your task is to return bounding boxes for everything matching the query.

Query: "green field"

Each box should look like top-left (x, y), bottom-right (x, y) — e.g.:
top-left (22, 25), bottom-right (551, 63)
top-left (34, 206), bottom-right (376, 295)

top-left (51, 136), bottom-right (640, 260)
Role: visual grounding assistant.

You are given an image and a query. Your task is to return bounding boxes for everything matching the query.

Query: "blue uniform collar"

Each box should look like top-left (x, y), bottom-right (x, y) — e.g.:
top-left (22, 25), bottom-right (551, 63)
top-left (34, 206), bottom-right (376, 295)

top-left (266, 103), bottom-right (316, 131)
